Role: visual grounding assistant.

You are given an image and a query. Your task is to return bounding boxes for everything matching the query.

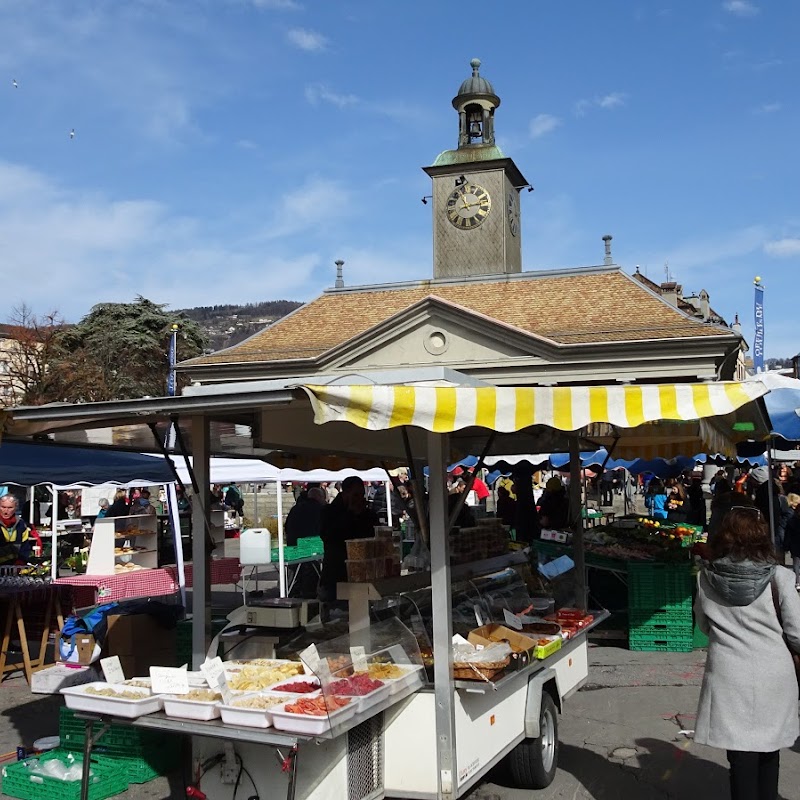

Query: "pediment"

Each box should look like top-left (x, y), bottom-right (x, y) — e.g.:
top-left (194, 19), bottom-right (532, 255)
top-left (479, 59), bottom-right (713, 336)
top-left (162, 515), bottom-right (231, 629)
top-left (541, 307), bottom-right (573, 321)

top-left (320, 296), bottom-right (556, 372)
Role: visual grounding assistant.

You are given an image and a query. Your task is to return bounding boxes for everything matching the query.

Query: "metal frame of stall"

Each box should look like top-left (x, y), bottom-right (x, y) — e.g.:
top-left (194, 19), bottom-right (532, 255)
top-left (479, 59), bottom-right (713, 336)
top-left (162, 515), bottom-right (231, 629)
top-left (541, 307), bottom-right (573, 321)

top-left (4, 378), bottom-right (772, 800)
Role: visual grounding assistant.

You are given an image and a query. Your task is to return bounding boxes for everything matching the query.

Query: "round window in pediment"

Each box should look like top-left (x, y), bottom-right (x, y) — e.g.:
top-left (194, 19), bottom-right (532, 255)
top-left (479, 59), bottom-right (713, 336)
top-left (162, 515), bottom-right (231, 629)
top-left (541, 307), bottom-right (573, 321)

top-left (424, 330), bottom-right (449, 356)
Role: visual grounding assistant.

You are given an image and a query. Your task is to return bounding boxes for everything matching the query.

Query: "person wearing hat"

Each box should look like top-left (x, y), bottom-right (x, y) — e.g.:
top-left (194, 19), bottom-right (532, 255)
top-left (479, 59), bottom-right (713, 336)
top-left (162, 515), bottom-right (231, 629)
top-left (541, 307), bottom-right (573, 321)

top-left (538, 475), bottom-right (570, 530)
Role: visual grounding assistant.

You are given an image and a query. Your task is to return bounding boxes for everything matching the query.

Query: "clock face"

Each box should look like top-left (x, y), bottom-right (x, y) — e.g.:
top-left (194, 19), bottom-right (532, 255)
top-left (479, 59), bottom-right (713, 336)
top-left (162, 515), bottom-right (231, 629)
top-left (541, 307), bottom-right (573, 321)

top-left (446, 183), bottom-right (491, 229)
top-left (507, 191), bottom-right (519, 237)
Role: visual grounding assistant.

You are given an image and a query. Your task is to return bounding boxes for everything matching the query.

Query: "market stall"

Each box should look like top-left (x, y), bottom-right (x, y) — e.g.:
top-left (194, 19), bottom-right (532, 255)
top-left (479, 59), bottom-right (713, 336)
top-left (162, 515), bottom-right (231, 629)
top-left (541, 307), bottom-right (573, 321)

top-left (2, 377), bottom-right (771, 800)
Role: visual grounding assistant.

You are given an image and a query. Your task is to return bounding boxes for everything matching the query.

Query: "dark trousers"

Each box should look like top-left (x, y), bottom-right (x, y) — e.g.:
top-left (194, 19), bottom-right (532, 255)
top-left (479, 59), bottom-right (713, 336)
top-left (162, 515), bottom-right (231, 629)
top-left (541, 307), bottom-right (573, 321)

top-left (727, 750), bottom-right (779, 800)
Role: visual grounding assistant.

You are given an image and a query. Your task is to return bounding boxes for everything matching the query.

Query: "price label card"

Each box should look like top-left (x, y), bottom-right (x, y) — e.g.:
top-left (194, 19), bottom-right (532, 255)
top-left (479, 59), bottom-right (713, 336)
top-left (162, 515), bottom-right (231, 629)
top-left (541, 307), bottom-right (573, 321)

top-left (100, 656), bottom-right (125, 684)
top-left (217, 670), bottom-right (234, 705)
top-left (503, 609), bottom-right (523, 631)
top-left (350, 646), bottom-right (367, 673)
top-left (300, 643), bottom-right (320, 675)
top-left (200, 657), bottom-right (224, 689)
top-left (150, 666), bottom-right (189, 695)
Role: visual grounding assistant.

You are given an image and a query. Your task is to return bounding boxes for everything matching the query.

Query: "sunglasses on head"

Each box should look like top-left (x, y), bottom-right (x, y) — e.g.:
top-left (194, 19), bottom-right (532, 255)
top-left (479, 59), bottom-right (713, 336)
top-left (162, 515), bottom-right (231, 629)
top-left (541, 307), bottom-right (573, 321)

top-left (730, 505), bottom-right (764, 519)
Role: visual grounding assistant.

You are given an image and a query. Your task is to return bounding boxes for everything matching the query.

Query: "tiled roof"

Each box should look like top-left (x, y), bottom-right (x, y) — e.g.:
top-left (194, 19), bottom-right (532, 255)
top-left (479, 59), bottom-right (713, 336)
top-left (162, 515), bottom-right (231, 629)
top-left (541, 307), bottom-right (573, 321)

top-left (185, 270), bottom-right (733, 366)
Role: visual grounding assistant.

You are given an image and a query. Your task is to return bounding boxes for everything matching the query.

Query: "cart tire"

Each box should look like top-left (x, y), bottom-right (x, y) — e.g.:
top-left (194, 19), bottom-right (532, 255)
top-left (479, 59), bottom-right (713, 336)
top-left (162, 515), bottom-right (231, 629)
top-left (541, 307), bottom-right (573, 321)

top-left (507, 692), bottom-right (559, 789)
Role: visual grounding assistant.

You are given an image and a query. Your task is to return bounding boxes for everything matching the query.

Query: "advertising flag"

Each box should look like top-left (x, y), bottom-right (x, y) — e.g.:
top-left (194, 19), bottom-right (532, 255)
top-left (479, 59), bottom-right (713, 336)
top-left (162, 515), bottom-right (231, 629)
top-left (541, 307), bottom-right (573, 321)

top-left (167, 328), bottom-right (177, 396)
top-left (753, 280), bottom-right (765, 373)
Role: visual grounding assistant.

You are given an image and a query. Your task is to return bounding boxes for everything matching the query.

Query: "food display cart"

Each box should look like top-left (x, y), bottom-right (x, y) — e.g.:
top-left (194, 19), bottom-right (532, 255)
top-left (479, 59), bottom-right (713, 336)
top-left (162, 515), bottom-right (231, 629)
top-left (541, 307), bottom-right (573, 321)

top-left (4, 378), bottom-right (770, 800)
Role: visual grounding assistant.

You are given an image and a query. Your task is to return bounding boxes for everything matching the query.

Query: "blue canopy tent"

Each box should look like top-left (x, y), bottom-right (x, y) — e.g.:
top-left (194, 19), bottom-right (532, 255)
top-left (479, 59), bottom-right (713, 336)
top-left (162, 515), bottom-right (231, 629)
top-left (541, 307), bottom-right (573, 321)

top-left (0, 441), bottom-right (174, 487)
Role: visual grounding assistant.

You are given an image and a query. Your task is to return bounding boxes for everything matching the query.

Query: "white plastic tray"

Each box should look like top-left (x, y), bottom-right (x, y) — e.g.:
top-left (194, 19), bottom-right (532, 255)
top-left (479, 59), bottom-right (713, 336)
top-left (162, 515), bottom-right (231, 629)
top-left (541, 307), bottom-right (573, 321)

top-left (61, 682), bottom-right (162, 719)
top-left (386, 664), bottom-right (425, 695)
top-left (218, 694), bottom-right (290, 729)
top-left (163, 694), bottom-right (221, 721)
top-left (270, 700), bottom-right (356, 735)
top-left (353, 682), bottom-right (391, 712)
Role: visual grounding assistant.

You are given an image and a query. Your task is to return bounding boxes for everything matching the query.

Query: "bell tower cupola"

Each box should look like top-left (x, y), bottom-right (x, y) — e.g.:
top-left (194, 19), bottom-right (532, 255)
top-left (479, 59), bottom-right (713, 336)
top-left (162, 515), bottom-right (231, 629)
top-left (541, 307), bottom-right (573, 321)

top-left (454, 58), bottom-right (501, 149)
top-left (424, 59), bottom-right (531, 280)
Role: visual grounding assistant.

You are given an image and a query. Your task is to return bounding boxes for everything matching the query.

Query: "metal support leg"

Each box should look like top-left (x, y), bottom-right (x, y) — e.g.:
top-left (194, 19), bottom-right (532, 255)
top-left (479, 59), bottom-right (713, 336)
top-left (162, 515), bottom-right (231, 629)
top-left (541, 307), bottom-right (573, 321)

top-left (427, 431), bottom-right (456, 800)
top-left (79, 716), bottom-right (110, 800)
top-left (276, 745), bottom-right (299, 800)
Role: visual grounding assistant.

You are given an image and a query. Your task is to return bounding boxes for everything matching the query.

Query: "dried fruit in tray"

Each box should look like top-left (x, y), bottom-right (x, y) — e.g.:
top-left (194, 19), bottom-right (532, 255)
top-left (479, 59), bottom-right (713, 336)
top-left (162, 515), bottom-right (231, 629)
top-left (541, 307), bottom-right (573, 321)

top-left (364, 663), bottom-right (406, 680)
top-left (227, 663), bottom-right (304, 691)
top-left (272, 679), bottom-right (320, 694)
top-left (231, 694), bottom-right (289, 709)
top-left (327, 675), bottom-right (385, 696)
top-left (284, 695), bottom-right (352, 716)
top-left (85, 686), bottom-right (150, 699)
top-left (183, 688), bottom-right (222, 702)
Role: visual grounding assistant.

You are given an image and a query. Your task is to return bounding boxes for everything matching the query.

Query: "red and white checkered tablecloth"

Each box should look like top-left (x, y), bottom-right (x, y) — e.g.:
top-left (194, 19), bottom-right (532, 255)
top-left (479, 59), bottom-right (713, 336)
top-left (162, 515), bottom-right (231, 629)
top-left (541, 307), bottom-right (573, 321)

top-left (54, 568), bottom-right (179, 610)
top-left (164, 557), bottom-right (241, 588)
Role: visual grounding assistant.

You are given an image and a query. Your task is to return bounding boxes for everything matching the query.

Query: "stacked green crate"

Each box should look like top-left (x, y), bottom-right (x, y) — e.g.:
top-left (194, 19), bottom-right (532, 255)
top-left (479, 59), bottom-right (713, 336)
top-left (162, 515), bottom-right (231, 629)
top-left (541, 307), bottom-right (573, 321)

top-left (628, 562), bottom-right (694, 652)
top-left (270, 535), bottom-right (324, 563)
top-left (2, 749), bottom-right (129, 800)
top-left (60, 708), bottom-right (180, 784)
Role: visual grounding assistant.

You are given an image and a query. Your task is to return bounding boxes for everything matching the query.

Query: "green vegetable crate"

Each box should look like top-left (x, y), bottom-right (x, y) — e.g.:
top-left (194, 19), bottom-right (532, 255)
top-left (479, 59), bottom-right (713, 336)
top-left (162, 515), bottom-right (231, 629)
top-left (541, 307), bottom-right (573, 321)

top-left (1, 750), bottom-right (128, 800)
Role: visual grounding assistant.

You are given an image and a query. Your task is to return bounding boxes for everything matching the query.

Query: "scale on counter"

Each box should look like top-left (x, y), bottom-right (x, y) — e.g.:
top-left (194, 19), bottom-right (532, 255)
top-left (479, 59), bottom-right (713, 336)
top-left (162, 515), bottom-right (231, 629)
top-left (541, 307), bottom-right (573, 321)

top-left (227, 594), bottom-right (320, 629)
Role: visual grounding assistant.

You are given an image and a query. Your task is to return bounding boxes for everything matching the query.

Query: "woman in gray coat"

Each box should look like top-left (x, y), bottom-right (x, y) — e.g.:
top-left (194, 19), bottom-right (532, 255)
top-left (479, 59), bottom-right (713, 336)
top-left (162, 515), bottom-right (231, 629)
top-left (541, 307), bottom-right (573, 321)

top-left (695, 506), bottom-right (800, 800)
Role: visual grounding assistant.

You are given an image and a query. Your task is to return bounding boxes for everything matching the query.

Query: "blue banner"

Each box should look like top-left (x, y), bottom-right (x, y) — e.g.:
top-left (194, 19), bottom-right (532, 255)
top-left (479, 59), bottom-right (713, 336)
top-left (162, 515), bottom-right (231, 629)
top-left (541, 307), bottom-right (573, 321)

top-left (167, 329), bottom-right (177, 396)
top-left (753, 283), bottom-right (765, 373)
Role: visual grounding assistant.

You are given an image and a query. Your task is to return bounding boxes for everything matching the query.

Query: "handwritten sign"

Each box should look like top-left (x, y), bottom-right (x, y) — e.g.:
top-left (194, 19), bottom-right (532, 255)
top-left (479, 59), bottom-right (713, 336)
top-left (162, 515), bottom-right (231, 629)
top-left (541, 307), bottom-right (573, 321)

top-left (200, 657), bottom-right (224, 690)
top-left (503, 609), bottom-right (523, 631)
top-left (350, 646), bottom-right (367, 673)
top-left (300, 643), bottom-right (320, 675)
top-left (217, 670), bottom-right (234, 705)
top-left (100, 656), bottom-right (125, 684)
top-left (150, 666), bottom-right (189, 695)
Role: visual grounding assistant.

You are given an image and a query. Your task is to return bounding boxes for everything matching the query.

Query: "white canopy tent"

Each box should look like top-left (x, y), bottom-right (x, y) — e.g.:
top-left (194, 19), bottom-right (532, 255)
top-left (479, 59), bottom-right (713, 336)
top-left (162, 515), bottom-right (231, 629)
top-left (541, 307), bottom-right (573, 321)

top-left (169, 456), bottom-right (392, 596)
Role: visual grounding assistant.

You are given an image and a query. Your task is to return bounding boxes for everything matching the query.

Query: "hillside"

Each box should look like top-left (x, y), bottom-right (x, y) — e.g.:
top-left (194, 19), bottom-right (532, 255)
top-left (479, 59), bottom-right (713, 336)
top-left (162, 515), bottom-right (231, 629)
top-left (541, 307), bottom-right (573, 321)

top-left (178, 300), bottom-right (303, 352)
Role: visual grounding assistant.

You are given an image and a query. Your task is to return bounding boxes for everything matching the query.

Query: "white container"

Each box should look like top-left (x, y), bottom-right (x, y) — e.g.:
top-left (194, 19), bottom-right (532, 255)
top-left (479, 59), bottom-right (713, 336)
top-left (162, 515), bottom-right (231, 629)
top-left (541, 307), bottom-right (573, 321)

top-left (270, 701), bottom-right (356, 735)
top-left (239, 528), bottom-right (271, 565)
top-left (163, 694), bottom-right (221, 721)
top-left (218, 694), bottom-right (290, 729)
top-left (353, 682), bottom-right (391, 713)
top-left (387, 664), bottom-right (425, 695)
top-left (61, 682), bottom-right (162, 719)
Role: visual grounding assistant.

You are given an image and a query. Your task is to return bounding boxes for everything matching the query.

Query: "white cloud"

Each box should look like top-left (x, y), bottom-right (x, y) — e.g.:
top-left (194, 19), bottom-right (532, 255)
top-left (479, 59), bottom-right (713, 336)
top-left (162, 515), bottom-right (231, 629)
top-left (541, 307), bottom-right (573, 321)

top-left (574, 93), bottom-right (628, 116)
top-left (0, 161), bottom-right (337, 320)
top-left (596, 92), bottom-right (627, 109)
top-left (754, 102), bottom-right (781, 114)
top-left (764, 238), bottom-right (800, 257)
top-left (305, 83), bottom-right (359, 108)
top-left (723, 1), bottom-right (759, 17)
top-left (287, 27), bottom-right (327, 51)
top-left (529, 114), bottom-right (561, 138)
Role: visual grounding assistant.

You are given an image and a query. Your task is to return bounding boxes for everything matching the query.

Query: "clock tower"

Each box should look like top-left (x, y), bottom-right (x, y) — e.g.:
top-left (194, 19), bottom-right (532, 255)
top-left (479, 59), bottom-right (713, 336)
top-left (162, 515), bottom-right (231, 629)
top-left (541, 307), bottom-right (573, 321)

top-left (424, 59), bottom-right (530, 279)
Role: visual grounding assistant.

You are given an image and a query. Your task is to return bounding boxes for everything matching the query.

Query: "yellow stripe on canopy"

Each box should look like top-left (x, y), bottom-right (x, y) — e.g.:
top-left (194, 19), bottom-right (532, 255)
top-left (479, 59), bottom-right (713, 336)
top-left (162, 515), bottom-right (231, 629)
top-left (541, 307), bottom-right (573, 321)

top-left (302, 381), bottom-right (768, 435)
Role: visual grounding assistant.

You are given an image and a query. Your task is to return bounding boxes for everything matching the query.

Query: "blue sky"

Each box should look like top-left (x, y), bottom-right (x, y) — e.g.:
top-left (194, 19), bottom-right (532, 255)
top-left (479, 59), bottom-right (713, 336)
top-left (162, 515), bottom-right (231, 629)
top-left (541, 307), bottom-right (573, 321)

top-left (1, 1), bottom-right (798, 358)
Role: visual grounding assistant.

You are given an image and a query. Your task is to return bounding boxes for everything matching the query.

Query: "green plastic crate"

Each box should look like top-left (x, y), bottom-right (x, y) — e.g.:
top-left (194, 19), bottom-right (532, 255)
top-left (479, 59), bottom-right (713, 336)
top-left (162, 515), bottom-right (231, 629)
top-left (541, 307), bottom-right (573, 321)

top-left (629, 627), bottom-right (694, 652)
top-left (628, 562), bottom-right (694, 610)
top-left (693, 623), bottom-right (709, 649)
top-left (1, 750), bottom-right (128, 800)
top-left (629, 609), bottom-right (693, 629)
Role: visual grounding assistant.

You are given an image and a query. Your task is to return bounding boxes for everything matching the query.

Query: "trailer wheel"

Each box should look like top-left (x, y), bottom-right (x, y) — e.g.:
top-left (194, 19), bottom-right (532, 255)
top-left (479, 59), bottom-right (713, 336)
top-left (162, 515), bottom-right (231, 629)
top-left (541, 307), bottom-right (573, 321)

top-left (507, 692), bottom-right (559, 789)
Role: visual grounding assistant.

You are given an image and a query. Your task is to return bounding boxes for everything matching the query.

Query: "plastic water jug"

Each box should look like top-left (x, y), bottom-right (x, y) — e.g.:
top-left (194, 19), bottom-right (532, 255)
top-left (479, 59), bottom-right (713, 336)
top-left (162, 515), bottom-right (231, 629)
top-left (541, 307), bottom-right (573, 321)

top-left (239, 528), bottom-right (271, 565)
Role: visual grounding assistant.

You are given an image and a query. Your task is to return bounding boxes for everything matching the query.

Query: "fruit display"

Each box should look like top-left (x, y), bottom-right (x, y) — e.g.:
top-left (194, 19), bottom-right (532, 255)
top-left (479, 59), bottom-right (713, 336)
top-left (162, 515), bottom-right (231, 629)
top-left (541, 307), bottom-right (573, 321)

top-left (327, 675), bottom-right (385, 696)
top-left (271, 680), bottom-right (320, 694)
top-left (284, 696), bottom-right (351, 716)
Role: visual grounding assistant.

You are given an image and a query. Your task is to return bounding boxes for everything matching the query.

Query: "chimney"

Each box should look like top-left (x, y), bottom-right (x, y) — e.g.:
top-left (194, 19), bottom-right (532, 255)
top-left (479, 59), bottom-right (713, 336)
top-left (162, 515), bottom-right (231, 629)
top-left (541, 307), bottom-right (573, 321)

top-left (698, 289), bottom-right (710, 321)
top-left (602, 234), bottom-right (613, 265)
top-left (334, 259), bottom-right (345, 289)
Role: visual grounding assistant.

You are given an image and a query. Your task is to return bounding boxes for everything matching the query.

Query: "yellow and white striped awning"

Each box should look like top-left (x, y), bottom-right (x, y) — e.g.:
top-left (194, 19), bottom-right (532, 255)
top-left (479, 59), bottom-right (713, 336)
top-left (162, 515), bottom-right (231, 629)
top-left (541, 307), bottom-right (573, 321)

top-left (303, 382), bottom-right (768, 436)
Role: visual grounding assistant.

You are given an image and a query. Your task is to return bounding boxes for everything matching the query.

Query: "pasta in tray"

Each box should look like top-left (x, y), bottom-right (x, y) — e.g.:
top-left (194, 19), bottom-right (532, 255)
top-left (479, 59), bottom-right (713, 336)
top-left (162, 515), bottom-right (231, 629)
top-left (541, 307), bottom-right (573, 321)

top-left (227, 663), bottom-right (304, 691)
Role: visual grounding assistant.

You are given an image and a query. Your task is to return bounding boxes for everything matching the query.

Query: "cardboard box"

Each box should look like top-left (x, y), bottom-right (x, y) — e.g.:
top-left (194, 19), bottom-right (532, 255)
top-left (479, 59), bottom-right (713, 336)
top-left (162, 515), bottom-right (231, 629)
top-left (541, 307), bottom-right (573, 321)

top-left (75, 634), bottom-right (99, 665)
top-left (468, 624), bottom-right (537, 669)
top-left (104, 614), bottom-right (177, 676)
top-left (31, 663), bottom-right (99, 694)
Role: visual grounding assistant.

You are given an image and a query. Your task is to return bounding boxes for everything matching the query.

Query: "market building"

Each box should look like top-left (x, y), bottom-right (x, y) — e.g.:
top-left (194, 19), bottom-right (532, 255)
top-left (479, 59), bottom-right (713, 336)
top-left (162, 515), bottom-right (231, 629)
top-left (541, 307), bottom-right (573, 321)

top-left (180, 59), bottom-right (745, 389)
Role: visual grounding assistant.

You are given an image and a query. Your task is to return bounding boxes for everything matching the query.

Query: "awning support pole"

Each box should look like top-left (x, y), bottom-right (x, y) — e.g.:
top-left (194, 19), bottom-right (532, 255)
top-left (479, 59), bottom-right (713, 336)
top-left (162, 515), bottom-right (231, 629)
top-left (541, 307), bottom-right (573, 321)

top-left (570, 436), bottom-right (587, 611)
top-left (427, 430), bottom-right (456, 800)
top-left (765, 435), bottom-right (777, 546)
top-left (276, 478), bottom-right (286, 597)
top-left (190, 414), bottom-right (211, 669)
